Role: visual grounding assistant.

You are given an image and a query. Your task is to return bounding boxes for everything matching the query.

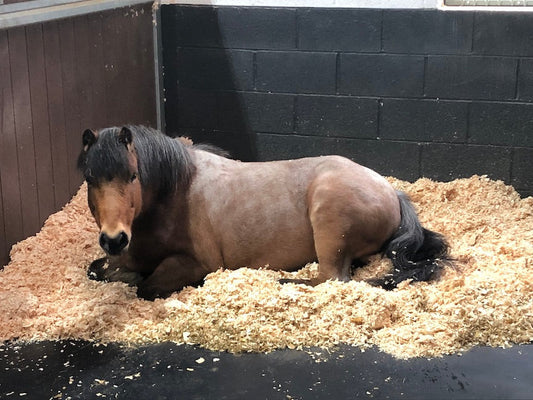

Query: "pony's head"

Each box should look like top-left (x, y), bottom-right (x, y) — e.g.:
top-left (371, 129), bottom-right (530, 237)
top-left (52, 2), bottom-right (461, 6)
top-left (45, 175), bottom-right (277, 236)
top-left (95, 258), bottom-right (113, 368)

top-left (77, 126), bottom-right (142, 255)
top-left (78, 125), bottom-right (195, 255)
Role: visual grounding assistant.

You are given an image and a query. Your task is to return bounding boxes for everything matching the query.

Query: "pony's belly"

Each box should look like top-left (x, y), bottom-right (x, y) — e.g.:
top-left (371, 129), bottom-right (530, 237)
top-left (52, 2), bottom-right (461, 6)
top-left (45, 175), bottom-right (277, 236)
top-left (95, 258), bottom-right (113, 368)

top-left (224, 234), bottom-right (317, 271)
top-left (211, 209), bottom-right (316, 270)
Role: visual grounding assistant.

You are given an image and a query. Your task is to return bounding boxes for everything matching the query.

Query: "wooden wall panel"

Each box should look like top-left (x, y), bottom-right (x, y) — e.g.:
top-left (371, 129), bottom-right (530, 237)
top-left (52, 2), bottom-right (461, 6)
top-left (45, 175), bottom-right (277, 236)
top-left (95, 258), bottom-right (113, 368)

top-left (0, 96), bottom-right (6, 265)
top-left (86, 13), bottom-right (108, 130)
top-left (0, 3), bottom-right (156, 267)
top-left (8, 27), bottom-right (40, 238)
top-left (0, 32), bottom-right (24, 259)
top-left (43, 20), bottom-right (71, 210)
top-left (103, 9), bottom-right (137, 125)
top-left (26, 23), bottom-right (56, 227)
top-left (73, 15), bottom-right (96, 134)
top-left (58, 19), bottom-right (82, 196)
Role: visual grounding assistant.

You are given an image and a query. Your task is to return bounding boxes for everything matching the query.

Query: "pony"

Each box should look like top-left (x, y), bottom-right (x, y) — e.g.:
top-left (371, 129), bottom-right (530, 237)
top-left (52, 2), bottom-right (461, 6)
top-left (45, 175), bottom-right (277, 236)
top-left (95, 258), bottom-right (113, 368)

top-left (77, 125), bottom-right (450, 300)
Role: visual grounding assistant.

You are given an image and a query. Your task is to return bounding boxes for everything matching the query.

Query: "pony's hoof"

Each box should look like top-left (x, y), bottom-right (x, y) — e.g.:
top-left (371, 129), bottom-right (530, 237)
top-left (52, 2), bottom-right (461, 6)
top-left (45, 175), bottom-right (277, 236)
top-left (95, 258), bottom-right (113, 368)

top-left (365, 276), bottom-right (397, 290)
top-left (136, 284), bottom-right (165, 301)
top-left (279, 278), bottom-right (312, 285)
top-left (279, 277), bottom-right (332, 286)
top-left (87, 257), bottom-right (109, 281)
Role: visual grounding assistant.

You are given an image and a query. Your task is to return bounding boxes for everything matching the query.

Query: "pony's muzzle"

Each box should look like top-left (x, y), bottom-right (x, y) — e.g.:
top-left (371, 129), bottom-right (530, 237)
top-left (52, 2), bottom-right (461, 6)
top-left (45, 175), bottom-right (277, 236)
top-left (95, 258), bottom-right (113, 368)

top-left (99, 231), bottom-right (129, 255)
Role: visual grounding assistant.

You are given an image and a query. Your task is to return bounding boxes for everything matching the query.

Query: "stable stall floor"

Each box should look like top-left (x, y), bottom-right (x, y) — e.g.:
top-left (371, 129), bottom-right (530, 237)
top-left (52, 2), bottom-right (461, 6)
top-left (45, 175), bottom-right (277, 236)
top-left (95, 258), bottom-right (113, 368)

top-left (1, 341), bottom-right (532, 399)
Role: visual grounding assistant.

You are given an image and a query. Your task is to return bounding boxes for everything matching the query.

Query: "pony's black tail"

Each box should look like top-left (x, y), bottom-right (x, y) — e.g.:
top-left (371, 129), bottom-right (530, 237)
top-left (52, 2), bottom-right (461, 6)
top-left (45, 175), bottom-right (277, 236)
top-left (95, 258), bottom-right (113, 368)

top-left (375, 191), bottom-right (450, 290)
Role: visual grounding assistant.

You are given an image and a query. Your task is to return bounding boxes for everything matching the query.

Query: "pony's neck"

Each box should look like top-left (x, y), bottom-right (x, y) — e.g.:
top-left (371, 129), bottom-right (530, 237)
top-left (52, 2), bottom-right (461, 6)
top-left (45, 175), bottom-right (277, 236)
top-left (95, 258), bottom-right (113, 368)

top-left (134, 130), bottom-right (195, 202)
top-left (137, 149), bottom-right (196, 219)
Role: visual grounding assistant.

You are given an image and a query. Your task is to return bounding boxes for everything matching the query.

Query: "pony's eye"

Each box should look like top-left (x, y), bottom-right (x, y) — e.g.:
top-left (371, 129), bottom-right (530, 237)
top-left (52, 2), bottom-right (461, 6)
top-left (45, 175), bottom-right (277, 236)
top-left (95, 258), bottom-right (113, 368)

top-left (130, 173), bottom-right (138, 183)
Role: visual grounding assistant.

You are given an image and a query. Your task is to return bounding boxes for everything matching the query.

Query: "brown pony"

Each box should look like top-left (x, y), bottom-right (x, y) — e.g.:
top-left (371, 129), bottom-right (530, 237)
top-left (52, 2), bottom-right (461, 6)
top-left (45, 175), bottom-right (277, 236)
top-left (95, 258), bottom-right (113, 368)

top-left (77, 125), bottom-right (450, 300)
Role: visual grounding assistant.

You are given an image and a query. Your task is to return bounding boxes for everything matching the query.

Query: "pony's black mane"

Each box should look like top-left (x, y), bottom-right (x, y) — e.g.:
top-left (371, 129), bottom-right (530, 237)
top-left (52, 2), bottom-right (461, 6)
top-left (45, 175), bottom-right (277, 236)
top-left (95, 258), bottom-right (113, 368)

top-left (78, 125), bottom-right (195, 198)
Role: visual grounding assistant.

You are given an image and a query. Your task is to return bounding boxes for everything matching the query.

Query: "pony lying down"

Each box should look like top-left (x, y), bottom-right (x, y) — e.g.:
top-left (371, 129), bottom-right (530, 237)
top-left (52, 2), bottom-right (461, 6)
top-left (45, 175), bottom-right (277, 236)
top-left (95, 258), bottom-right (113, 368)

top-left (77, 125), bottom-right (450, 301)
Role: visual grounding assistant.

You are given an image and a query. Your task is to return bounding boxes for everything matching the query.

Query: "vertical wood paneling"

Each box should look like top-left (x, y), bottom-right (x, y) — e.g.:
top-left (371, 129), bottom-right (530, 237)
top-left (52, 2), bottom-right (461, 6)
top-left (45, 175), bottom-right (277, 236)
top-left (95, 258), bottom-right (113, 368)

top-left (0, 32), bottom-right (24, 255)
top-left (43, 21), bottom-right (71, 210)
top-left (26, 23), bottom-right (56, 227)
top-left (58, 18), bottom-right (82, 196)
top-left (73, 15), bottom-right (95, 132)
top-left (0, 4), bottom-right (156, 267)
top-left (8, 27), bottom-right (40, 238)
top-left (0, 97), bottom-right (7, 267)
top-left (100, 7), bottom-right (156, 126)
top-left (86, 12), bottom-right (108, 129)
top-left (135, 8), bottom-right (157, 124)
top-left (103, 9), bottom-right (129, 125)
top-left (126, 8), bottom-right (153, 123)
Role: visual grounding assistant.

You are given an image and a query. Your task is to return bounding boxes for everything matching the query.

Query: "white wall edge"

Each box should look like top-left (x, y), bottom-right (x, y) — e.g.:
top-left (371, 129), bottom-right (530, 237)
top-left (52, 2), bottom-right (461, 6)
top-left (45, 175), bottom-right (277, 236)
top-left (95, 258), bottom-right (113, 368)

top-left (439, 4), bottom-right (533, 11)
top-left (2, 0), bottom-right (531, 30)
top-left (160, 0), bottom-right (441, 9)
top-left (0, 0), bottom-right (151, 29)
top-left (160, 0), bottom-right (533, 10)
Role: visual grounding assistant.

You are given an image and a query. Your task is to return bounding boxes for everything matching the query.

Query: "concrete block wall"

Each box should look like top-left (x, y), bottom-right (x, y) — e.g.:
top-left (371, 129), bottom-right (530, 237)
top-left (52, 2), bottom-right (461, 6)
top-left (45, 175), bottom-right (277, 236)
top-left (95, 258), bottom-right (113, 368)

top-left (161, 6), bottom-right (533, 196)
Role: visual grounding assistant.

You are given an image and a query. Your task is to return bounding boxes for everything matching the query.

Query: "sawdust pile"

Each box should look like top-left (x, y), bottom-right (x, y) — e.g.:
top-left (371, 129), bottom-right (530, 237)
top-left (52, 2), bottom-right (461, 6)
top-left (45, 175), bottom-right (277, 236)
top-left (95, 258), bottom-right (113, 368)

top-left (0, 176), bottom-right (532, 359)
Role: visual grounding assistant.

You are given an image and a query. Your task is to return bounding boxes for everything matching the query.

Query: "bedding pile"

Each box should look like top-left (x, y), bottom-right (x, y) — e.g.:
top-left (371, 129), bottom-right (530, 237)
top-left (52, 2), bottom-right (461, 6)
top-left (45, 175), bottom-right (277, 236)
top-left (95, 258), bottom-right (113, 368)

top-left (1, 176), bottom-right (531, 359)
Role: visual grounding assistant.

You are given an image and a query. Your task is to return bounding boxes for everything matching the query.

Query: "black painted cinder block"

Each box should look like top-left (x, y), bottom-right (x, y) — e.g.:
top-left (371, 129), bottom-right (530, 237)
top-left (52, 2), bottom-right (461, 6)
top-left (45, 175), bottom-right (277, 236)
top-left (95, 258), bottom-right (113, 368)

top-left (421, 143), bottom-right (512, 182)
top-left (175, 88), bottom-right (217, 129)
top-left (162, 69), bottom-right (179, 126)
top-left (469, 102), bottom-right (533, 147)
top-left (298, 8), bottom-right (381, 52)
top-left (162, 5), bottom-right (222, 48)
top-left (339, 54), bottom-right (425, 97)
top-left (334, 138), bottom-right (420, 181)
top-left (518, 59), bottom-right (533, 102)
top-left (256, 51), bottom-right (337, 94)
top-left (512, 148), bottom-right (533, 196)
top-left (162, 6), bottom-right (296, 50)
top-left (383, 10), bottom-right (473, 54)
top-left (256, 133), bottom-right (420, 180)
top-left (179, 128), bottom-right (258, 161)
top-left (176, 48), bottom-right (254, 91)
top-left (296, 95), bottom-right (377, 139)
top-left (380, 99), bottom-right (468, 143)
top-left (217, 92), bottom-right (295, 133)
top-left (255, 133), bottom-right (336, 160)
top-left (473, 13), bottom-right (533, 56)
top-left (425, 56), bottom-right (517, 100)
top-left (217, 7), bottom-right (297, 50)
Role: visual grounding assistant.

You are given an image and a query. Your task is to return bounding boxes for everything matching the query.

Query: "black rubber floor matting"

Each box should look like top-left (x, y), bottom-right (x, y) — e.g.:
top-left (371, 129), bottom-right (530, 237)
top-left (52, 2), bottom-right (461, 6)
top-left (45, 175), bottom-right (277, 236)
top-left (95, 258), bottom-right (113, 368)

top-left (1, 341), bottom-right (531, 399)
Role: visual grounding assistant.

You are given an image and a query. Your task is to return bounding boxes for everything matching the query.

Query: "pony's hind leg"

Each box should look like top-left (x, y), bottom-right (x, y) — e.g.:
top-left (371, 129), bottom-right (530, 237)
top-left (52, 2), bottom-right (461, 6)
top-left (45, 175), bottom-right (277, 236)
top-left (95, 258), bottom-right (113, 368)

top-left (301, 179), bottom-right (384, 285)
top-left (311, 230), bottom-right (354, 285)
top-left (279, 229), bottom-right (353, 286)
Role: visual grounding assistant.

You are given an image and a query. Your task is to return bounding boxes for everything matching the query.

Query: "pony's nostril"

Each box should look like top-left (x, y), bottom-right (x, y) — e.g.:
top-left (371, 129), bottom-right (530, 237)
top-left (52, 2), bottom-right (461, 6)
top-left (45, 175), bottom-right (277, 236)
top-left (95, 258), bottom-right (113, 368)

top-left (99, 231), bottom-right (129, 255)
top-left (99, 232), bottom-right (109, 250)
top-left (118, 231), bottom-right (129, 249)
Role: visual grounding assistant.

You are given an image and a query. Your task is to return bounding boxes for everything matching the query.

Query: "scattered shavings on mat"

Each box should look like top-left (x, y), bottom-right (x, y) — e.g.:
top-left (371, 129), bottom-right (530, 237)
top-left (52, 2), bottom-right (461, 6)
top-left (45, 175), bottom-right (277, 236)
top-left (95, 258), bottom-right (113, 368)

top-left (0, 176), bottom-right (532, 359)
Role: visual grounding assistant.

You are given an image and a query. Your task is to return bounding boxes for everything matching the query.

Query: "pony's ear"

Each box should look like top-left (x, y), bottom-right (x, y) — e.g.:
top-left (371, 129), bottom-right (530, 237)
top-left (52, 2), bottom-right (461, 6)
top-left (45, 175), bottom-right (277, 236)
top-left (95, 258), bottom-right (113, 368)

top-left (82, 129), bottom-right (98, 151)
top-left (118, 126), bottom-right (133, 147)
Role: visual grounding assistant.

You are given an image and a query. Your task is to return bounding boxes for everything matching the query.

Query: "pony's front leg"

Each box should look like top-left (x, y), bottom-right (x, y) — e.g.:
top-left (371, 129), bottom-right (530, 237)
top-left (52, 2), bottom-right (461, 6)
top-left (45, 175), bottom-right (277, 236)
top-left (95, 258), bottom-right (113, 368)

top-left (87, 255), bottom-right (143, 286)
top-left (136, 255), bottom-right (207, 301)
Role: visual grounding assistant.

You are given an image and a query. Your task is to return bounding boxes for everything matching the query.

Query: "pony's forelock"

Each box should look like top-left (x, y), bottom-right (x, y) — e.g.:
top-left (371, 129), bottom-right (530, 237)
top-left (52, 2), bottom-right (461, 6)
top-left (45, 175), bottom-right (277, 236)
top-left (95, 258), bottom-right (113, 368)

top-left (79, 125), bottom-right (194, 197)
top-left (78, 127), bottom-right (131, 184)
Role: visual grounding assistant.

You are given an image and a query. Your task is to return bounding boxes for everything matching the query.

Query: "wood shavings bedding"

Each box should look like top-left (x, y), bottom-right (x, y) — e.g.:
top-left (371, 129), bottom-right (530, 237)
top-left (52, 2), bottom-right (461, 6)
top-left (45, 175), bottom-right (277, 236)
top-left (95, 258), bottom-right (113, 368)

top-left (0, 176), bottom-right (532, 359)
